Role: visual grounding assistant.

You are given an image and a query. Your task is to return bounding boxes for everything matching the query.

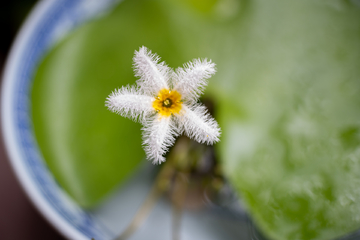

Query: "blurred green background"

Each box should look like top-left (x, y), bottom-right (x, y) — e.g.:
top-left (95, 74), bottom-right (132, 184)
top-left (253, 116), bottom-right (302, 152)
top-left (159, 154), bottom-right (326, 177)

top-left (31, 0), bottom-right (360, 240)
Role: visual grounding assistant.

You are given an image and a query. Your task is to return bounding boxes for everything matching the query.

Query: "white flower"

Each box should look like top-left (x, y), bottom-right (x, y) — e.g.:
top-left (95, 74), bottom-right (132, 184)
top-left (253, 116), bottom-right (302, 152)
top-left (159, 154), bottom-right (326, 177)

top-left (106, 46), bottom-right (221, 164)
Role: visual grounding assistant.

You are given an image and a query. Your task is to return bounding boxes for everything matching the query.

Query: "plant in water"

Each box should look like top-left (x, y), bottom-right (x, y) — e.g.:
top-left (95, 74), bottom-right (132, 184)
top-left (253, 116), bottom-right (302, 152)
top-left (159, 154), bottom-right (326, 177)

top-left (114, 135), bottom-right (226, 240)
top-left (105, 47), bottom-right (223, 239)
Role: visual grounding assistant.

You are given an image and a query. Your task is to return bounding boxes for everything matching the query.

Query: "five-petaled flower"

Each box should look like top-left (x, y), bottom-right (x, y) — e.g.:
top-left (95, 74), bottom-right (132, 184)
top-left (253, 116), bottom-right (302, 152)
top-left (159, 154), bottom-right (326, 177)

top-left (106, 46), bottom-right (221, 164)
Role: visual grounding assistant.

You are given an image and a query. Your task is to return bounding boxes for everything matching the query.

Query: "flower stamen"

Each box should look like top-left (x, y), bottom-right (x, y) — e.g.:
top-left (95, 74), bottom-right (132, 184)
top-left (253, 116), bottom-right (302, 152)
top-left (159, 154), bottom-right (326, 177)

top-left (153, 89), bottom-right (182, 117)
top-left (163, 98), bottom-right (172, 107)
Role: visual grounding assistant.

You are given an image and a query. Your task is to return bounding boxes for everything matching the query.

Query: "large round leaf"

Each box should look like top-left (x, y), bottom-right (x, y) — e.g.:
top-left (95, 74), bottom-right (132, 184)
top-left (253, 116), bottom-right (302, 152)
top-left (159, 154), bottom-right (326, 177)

top-left (32, 0), bottom-right (360, 239)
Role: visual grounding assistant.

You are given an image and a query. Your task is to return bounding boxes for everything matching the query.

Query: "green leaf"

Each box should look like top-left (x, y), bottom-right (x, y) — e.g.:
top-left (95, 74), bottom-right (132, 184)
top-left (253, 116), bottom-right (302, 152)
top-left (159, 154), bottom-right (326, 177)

top-left (32, 0), bottom-right (360, 239)
top-left (32, 0), bottom-right (182, 208)
top-left (216, 1), bottom-right (360, 240)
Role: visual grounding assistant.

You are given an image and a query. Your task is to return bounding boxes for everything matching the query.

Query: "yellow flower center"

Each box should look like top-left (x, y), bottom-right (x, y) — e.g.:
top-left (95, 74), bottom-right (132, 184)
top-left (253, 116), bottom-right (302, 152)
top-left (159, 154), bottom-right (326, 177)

top-left (153, 89), bottom-right (182, 117)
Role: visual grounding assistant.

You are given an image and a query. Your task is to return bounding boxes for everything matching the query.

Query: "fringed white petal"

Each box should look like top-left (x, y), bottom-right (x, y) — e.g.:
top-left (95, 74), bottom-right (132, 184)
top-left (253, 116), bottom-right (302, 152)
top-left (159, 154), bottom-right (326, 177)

top-left (133, 46), bottom-right (171, 96)
top-left (106, 85), bottom-right (154, 124)
top-left (142, 116), bottom-right (179, 164)
top-left (176, 103), bottom-right (221, 145)
top-left (173, 58), bottom-right (216, 102)
top-left (107, 46), bottom-right (220, 165)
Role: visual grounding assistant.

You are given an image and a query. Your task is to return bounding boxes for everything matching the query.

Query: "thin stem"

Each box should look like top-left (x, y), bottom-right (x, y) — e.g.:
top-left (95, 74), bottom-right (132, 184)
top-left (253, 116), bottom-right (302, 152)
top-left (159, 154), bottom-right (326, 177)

top-left (172, 205), bottom-right (182, 240)
top-left (171, 172), bottom-right (189, 240)
top-left (115, 185), bottom-right (161, 240)
top-left (115, 162), bottom-right (176, 240)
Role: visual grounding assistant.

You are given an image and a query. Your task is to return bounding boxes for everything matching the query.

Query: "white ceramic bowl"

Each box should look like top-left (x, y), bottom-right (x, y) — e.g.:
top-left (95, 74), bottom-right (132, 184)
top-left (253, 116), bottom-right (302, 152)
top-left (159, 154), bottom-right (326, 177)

top-left (1, 1), bottom-right (248, 239)
top-left (1, 1), bottom-right (121, 239)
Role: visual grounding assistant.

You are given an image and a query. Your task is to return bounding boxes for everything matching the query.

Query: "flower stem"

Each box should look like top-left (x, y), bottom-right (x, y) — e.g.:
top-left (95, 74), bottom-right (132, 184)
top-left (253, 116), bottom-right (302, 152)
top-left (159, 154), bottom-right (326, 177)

top-left (115, 160), bottom-right (176, 240)
top-left (171, 172), bottom-right (189, 240)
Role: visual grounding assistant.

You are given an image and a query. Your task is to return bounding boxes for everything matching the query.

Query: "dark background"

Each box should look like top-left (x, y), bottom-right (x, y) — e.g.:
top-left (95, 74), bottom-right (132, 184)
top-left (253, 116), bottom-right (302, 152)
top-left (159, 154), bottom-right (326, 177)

top-left (0, 1), bottom-right (65, 239)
